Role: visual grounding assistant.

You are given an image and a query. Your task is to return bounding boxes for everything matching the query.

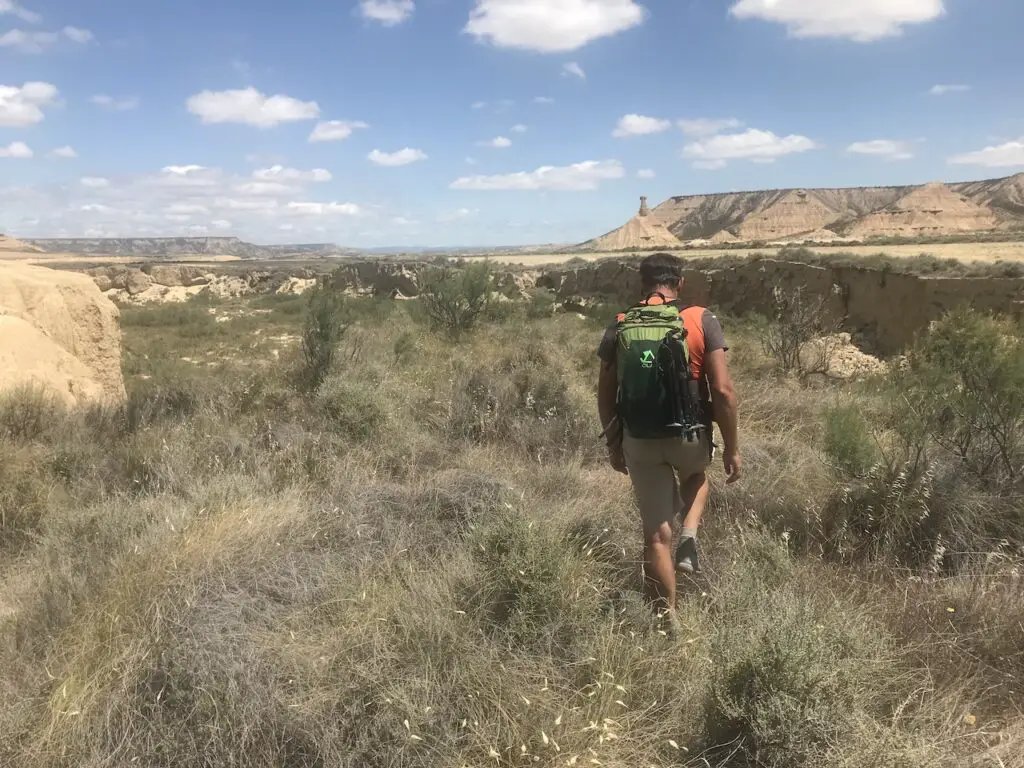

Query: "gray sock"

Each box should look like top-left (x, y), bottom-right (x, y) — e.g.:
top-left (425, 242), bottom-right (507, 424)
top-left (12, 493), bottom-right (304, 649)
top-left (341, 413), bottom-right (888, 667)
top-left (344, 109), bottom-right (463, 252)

top-left (680, 527), bottom-right (697, 541)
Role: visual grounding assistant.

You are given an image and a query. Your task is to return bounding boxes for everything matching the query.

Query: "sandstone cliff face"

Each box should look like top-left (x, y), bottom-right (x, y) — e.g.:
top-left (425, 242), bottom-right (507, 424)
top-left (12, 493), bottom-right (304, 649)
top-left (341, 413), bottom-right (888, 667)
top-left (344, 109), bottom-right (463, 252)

top-left (539, 259), bottom-right (1024, 355)
top-left (0, 263), bottom-right (126, 406)
top-left (845, 182), bottom-right (998, 238)
top-left (583, 174), bottom-right (1024, 250)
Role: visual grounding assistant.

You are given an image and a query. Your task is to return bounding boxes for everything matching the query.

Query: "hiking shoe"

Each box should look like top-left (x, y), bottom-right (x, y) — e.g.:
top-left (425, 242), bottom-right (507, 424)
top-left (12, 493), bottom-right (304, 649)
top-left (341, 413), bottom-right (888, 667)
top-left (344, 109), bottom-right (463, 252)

top-left (675, 536), bottom-right (700, 574)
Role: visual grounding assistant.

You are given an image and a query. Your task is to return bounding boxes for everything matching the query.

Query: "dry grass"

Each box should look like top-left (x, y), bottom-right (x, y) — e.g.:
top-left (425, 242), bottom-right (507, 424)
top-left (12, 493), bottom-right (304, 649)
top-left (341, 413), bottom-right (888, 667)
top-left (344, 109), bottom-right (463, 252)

top-left (0, 293), bottom-right (1021, 767)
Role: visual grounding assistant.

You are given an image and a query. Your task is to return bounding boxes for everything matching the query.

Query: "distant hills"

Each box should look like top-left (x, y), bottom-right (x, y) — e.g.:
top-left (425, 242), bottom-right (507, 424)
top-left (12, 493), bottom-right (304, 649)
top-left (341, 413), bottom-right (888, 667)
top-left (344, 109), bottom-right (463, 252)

top-left (578, 173), bottom-right (1024, 251)
top-left (21, 237), bottom-right (362, 260)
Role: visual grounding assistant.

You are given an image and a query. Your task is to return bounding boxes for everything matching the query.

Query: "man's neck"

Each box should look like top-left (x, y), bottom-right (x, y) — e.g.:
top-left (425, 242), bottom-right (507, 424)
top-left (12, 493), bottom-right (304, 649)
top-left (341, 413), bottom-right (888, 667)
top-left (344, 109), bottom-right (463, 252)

top-left (645, 286), bottom-right (678, 301)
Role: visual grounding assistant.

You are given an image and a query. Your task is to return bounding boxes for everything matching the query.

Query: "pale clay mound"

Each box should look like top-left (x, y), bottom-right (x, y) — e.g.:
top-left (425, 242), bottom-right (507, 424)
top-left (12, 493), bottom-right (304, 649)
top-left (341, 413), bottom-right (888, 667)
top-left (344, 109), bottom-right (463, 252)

top-left (846, 182), bottom-right (999, 239)
top-left (587, 215), bottom-right (681, 251)
top-left (0, 262), bottom-right (126, 406)
top-left (735, 190), bottom-right (842, 242)
top-left (0, 235), bottom-right (43, 253)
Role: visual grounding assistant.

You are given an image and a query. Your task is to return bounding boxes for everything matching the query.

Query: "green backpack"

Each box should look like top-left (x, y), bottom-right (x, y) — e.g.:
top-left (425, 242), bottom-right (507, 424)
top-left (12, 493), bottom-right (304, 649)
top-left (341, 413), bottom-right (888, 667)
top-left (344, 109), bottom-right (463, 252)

top-left (615, 297), bottom-right (706, 440)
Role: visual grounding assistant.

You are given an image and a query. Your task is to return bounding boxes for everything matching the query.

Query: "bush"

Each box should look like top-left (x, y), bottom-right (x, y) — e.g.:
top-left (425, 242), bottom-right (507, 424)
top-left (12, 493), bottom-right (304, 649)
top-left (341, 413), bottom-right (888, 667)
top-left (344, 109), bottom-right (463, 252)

top-left (295, 283), bottom-right (349, 394)
top-left (888, 308), bottom-right (1024, 489)
top-left (0, 385), bottom-right (62, 443)
top-left (822, 403), bottom-right (878, 477)
top-left (760, 284), bottom-right (843, 379)
top-left (420, 262), bottom-right (491, 337)
top-left (317, 379), bottom-right (388, 441)
top-left (705, 538), bottom-right (894, 768)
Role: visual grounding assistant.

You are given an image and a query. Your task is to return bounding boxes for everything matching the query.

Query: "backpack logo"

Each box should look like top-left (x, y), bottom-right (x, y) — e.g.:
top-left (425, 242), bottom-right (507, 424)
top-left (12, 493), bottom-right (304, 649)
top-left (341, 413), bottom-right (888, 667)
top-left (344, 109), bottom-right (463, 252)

top-left (640, 349), bottom-right (656, 369)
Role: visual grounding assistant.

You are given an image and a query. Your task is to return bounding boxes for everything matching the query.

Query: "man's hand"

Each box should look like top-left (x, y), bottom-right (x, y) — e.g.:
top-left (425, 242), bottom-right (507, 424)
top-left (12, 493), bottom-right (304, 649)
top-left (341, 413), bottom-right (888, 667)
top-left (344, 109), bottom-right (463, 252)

top-left (609, 445), bottom-right (628, 475)
top-left (723, 447), bottom-right (742, 484)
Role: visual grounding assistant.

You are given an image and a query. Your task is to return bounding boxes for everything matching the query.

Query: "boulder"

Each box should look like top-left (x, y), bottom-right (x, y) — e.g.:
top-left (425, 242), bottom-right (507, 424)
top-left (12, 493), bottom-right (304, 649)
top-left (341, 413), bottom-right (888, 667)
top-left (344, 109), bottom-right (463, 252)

top-left (0, 263), bottom-right (126, 406)
top-left (145, 265), bottom-right (207, 287)
top-left (124, 268), bottom-right (153, 296)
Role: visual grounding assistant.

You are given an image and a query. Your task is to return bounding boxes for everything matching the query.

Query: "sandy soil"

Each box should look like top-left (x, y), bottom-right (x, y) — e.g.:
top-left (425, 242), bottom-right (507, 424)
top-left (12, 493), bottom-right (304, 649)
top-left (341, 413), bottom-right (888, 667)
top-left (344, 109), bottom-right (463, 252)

top-left (470, 242), bottom-right (1024, 267)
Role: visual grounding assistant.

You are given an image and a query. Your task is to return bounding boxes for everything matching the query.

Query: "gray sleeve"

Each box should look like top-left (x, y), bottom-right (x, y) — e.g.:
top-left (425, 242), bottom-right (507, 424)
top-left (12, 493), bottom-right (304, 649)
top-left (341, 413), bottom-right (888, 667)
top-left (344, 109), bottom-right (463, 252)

top-left (702, 310), bottom-right (728, 353)
top-left (596, 325), bottom-right (617, 364)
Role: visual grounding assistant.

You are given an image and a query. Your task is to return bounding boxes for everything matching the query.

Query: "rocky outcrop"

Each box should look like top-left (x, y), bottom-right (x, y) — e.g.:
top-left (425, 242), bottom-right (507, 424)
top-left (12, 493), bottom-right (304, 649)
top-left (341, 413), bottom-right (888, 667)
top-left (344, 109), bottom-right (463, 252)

top-left (0, 263), bottom-right (125, 406)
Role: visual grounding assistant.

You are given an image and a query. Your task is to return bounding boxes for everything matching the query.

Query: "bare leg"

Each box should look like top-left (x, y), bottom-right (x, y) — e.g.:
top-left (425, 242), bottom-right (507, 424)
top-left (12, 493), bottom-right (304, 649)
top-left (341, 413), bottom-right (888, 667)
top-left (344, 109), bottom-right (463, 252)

top-left (679, 471), bottom-right (710, 532)
top-left (643, 521), bottom-right (676, 612)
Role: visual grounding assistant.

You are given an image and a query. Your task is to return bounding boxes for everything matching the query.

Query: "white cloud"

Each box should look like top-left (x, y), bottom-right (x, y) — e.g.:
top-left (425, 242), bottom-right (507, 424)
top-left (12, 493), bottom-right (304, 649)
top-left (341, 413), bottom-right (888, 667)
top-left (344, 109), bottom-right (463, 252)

top-left (677, 117), bottom-right (743, 137)
top-left (0, 81), bottom-right (58, 126)
top-left (90, 94), bottom-right (139, 111)
top-left (637, 168), bottom-right (655, 179)
top-left (286, 201), bottom-right (363, 216)
top-left (930, 83), bottom-right (970, 96)
top-left (162, 165), bottom-right (206, 176)
top-left (0, 141), bottom-right (32, 158)
top-left (186, 87), bottom-right (319, 127)
top-left (0, 1), bottom-right (42, 24)
top-left (471, 100), bottom-right (487, 110)
top-left (562, 61), bottom-right (586, 79)
top-left (49, 145), bottom-right (77, 158)
top-left (62, 26), bottom-right (93, 44)
top-left (534, 96), bottom-right (555, 104)
top-left (450, 159), bottom-right (624, 191)
top-left (391, 216), bottom-right (417, 226)
top-left (511, 124), bottom-right (528, 133)
top-left (0, 25), bottom-right (92, 52)
top-left (682, 128), bottom-right (818, 167)
top-left (478, 136), bottom-right (512, 148)
top-left (465, 0), bottom-right (646, 53)
top-left (166, 203), bottom-right (209, 215)
top-left (368, 147), bottom-right (427, 166)
top-left (612, 114), bottom-right (671, 138)
top-left (308, 119), bottom-right (368, 142)
top-left (846, 139), bottom-right (914, 160)
top-left (359, 0), bottom-right (415, 26)
top-left (252, 165), bottom-right (332, 182)
top-left (729, 0), bottom-right (945, 43)
top-left (4, 162), bottom-right (373, 242)
top-left (465, 156), bottom-right (477, 165)
top-left (948, 139), bottom-right (1024, 168)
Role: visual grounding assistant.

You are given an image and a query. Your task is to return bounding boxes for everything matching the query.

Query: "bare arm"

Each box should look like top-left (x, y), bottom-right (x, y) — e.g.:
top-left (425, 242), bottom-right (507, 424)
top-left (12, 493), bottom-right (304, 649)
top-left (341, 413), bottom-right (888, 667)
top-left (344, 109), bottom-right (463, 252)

top-left (598, 359), bottom-right (618, 432)
top-left (705, 348), bottom-right (741, 482)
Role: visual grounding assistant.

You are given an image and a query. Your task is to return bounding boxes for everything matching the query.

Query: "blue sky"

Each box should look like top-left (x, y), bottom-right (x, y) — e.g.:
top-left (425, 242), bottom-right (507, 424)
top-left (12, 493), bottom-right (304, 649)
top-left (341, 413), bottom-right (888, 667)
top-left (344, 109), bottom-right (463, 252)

top-left (1, 0), bottom-right (1023, 247)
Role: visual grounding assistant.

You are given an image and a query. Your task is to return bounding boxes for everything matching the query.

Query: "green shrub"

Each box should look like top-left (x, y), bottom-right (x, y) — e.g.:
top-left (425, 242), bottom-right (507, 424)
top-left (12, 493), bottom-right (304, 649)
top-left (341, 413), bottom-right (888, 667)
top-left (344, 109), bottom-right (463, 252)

top-left (822, 404), bottom-right (878, 476)
top-left (295, 283), bottom-right (349, 394)
top-left (888, 308), bottom-right (1024, 489)
top-left (705, 538), bottom-right (893, 768)
top-left (419, 262), bottom-right (491, 337)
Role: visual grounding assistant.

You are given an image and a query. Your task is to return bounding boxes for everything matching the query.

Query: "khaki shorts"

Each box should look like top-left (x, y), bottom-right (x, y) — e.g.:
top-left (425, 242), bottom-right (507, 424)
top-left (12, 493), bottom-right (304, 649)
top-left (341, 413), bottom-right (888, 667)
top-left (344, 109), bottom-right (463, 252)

top-left (623, 433), bottom-right (712, 535)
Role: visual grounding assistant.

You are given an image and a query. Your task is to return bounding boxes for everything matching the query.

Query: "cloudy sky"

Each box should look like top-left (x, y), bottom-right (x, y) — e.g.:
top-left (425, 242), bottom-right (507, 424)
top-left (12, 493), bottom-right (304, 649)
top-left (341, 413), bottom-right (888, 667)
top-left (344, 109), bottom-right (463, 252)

top-left (1, 0), bottom-right (1022, 247)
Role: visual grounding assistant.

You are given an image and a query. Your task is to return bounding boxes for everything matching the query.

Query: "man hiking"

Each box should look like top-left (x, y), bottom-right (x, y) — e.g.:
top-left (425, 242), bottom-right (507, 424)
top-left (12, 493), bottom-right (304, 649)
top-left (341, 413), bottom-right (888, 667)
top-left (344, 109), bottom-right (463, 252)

top-left (597, 252), bottom-right (741, 626)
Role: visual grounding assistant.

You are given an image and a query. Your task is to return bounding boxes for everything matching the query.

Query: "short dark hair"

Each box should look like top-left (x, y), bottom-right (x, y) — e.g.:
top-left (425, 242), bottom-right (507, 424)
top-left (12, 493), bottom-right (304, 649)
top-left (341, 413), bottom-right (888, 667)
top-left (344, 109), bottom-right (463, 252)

top-left (639, 252), bottom-right (683, 289)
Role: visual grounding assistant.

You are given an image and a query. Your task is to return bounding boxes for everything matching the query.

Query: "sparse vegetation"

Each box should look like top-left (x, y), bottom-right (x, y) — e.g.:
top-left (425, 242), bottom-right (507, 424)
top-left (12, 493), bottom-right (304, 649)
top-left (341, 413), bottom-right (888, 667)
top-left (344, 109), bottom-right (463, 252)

top-left (1, 289), bottom-right (1022, 767)
top-left (760, 283), bottom-right (843, 379)
top-left (419, 261), bottom-right (492, 336)
top-left (295, 281), bottom-right (349, 394)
